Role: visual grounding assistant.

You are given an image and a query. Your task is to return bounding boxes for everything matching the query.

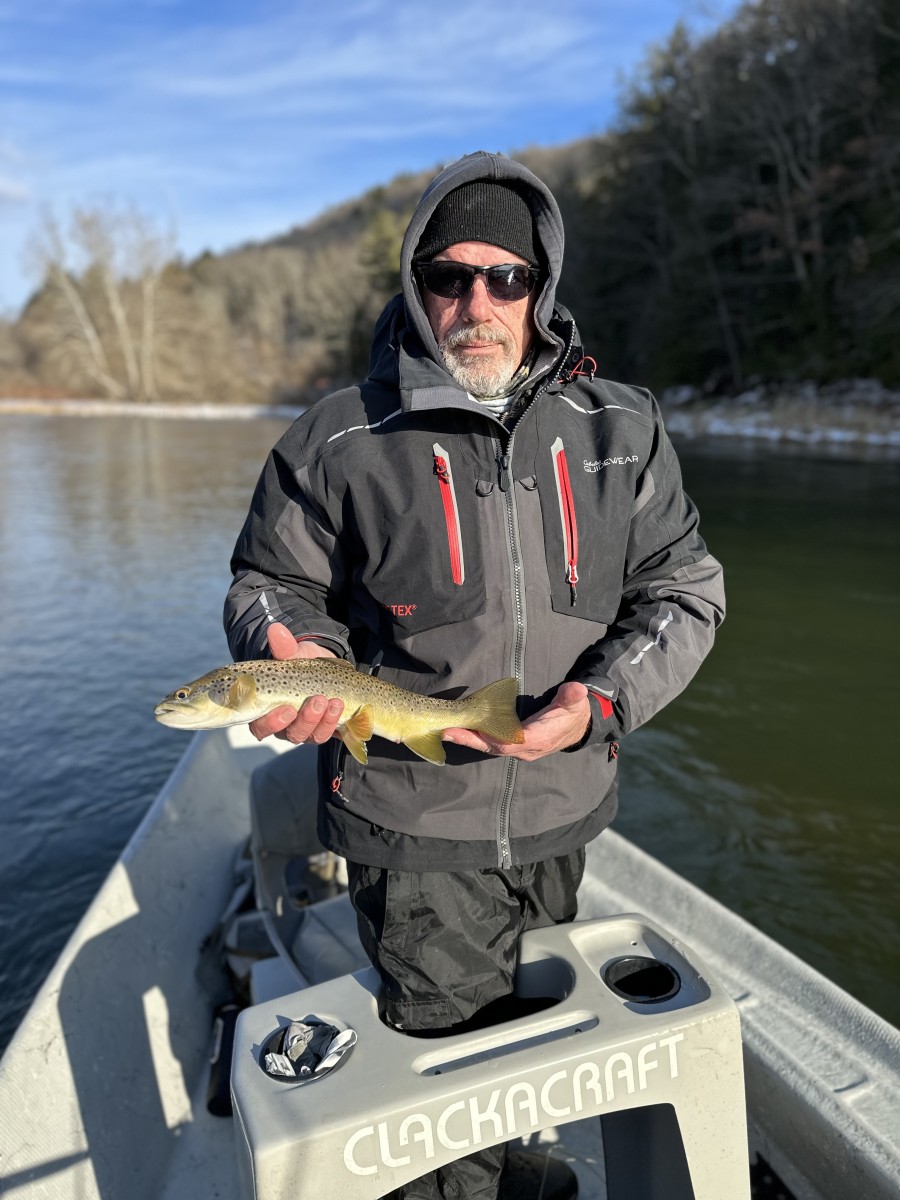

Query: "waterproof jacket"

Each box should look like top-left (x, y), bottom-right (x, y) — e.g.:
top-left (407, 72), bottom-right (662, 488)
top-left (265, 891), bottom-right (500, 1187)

top-left (225, 151), bottom-right (725, 871)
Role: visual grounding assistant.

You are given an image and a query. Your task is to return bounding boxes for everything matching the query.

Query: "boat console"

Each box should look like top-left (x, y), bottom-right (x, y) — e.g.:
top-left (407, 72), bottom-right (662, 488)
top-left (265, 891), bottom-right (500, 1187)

top-left (231, 914), bottom-right (751, 1199)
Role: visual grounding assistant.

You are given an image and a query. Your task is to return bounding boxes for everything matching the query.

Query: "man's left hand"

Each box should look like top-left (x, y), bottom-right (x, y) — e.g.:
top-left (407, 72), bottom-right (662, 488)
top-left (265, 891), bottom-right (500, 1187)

top-left (443, 681), bottom-right (591, 761)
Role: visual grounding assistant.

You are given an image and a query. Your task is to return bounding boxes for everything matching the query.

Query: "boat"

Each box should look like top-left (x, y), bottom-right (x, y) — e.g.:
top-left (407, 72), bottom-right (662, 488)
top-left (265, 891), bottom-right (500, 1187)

top-left (0, 725), bottom-right (897, 1199)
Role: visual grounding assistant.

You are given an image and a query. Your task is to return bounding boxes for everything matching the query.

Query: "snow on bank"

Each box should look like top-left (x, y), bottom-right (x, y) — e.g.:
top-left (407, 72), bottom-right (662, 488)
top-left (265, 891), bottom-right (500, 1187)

top-left (0, 398), bottom-right (305, 421)
top-left (2, 379), bottom-right (899, 449)
top-left (660, 379), bottom-right (900, 449)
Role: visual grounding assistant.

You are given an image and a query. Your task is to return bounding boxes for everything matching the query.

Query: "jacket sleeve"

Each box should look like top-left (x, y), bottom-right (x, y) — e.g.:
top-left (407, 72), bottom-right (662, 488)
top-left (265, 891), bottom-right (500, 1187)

top-left (223, 436), bottom-right (354, 664)
top-left (572, 399), bottom-right (725, 745)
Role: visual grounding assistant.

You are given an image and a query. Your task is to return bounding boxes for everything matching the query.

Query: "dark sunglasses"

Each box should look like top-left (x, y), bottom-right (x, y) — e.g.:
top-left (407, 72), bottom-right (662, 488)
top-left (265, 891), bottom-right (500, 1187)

top-left (415, 261), bottom-right (539, 302)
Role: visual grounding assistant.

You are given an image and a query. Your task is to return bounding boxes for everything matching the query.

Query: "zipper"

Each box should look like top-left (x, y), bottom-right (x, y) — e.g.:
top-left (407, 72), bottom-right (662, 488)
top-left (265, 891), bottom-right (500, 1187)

top-left (432, 443), bottom-right (465, 585)
top-left (489, 325), bottom-right (576, 867)
top-left (493, 431), bottom-right (525, 869)
top-left (550, 437), bottom-right (579, 607)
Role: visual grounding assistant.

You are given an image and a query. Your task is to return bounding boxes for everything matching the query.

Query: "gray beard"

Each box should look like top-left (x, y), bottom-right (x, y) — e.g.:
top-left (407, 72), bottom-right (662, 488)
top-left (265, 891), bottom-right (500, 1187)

top-left (440, 326), bottom-right (519, 398)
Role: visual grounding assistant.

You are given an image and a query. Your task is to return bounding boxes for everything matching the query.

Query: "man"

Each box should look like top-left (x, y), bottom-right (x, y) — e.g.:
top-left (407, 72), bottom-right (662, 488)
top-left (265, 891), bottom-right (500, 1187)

top-left (225, 151), bottom-right (725, 1200)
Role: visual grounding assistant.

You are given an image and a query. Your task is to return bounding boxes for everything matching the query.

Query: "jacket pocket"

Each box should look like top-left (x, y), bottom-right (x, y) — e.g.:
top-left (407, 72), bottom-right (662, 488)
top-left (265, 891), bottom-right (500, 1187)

top-left (355, 438), bottom-right (487, 640)
top-left (536, 432), bottom-right (632, 624)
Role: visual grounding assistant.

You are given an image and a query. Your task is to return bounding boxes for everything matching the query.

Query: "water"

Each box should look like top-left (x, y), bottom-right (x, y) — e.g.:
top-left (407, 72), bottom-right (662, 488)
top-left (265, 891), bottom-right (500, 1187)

top-left (0, 415), bottom-right (897, 1054)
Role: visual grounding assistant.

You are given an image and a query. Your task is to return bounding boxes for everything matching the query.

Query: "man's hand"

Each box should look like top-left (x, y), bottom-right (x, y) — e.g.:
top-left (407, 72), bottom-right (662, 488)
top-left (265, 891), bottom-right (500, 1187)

top-left (442, 681), bottom-right (591, 762)
top-left (248, 622), bottom-right (345, 745)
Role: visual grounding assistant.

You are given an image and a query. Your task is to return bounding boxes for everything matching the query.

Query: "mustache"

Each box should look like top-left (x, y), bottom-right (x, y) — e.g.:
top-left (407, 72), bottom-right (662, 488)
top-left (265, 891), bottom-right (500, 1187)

top-left (442, 324), bottom-right (511, 351)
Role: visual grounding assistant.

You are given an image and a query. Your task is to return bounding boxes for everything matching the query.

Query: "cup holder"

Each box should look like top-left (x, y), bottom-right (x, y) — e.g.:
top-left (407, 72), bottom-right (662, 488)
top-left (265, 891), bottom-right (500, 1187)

top-left (602, 955), bottom-right (681, 1004)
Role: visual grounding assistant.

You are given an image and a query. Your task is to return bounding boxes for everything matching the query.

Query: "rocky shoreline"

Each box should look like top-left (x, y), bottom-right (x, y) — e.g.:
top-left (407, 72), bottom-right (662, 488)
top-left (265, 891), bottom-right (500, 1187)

top-left (1, 379), bottom-right (898, 450)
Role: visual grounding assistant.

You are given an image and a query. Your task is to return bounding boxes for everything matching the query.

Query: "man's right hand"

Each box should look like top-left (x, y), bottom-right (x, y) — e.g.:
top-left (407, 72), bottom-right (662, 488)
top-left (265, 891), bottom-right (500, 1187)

top-left (248, 621), bottom-right (345, 745)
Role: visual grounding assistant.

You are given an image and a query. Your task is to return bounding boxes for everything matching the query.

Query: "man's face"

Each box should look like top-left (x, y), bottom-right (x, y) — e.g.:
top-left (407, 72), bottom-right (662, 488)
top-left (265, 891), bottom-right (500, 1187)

top-left (420, 241), bottom-right (538, 397)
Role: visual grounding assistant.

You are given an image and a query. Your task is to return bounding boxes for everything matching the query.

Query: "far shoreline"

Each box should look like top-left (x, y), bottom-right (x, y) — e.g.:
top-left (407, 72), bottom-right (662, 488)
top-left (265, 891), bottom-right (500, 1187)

top-left (1, 384), bottom-right (898, 453)
top-left (0, 397), bottom-right (305, 422)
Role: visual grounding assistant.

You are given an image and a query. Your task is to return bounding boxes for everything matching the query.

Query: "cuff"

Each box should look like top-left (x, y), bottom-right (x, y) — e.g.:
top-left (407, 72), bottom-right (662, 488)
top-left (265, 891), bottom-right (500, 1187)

top-left (562, 686), bottom-right (624, 752)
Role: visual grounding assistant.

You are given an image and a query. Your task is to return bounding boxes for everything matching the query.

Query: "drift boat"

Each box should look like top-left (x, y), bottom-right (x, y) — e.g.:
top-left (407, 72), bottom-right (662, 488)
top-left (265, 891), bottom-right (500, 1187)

top-left (0, 727), bottom-right (897, 1199)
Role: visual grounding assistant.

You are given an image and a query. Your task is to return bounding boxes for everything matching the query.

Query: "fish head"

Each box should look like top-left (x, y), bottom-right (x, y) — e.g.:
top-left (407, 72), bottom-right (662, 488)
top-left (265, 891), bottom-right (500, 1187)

top-left (154, 668), bottom-right (262, 729)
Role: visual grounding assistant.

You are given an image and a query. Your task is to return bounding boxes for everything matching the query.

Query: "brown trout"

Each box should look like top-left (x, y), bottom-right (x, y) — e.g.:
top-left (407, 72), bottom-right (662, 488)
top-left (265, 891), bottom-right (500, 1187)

top-left (154, 657), bottom-right (524, 766)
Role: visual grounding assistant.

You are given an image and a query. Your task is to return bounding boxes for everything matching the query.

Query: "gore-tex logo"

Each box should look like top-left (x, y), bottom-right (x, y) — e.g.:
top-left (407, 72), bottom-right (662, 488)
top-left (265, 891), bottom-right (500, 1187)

top-left (584, 455), bottom-right (638, 473)
top-left (386, 604), bottom-right (417, 616)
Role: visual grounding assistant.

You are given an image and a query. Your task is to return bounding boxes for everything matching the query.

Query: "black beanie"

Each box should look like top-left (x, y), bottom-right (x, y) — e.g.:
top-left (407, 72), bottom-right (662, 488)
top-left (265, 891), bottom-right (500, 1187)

top-left (413, 181), bottom-right (539, 266)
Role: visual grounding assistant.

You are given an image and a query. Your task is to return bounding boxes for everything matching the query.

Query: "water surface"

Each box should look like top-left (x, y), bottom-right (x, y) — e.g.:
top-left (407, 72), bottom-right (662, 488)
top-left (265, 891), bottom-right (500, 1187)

top-left (0, 415), bottom-right (897, 1052)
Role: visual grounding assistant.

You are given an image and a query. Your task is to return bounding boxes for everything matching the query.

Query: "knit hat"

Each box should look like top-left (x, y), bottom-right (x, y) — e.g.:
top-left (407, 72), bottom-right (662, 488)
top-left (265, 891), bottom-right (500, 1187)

top-left (413, 181), bottom-right (539, 266)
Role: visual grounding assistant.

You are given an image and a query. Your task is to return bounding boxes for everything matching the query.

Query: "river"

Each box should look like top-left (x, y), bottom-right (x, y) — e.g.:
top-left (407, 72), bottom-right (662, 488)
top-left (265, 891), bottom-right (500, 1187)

top-left (0, 413), bottom-right (897, 1053)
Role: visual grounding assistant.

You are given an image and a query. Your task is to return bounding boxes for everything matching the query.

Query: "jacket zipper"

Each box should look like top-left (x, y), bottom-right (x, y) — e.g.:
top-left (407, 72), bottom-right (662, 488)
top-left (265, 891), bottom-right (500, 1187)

top-left (494, 433), bottom-right (525, 869)
top-left (490, 325), bottom-right (576, 867)
top-left (551, 437), bottom-right (579, 606)
top-left (432, 443), bottom-right (465, 585)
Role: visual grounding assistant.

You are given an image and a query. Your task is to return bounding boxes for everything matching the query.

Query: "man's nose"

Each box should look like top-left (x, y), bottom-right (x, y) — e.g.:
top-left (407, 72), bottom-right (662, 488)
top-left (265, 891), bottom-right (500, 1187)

top-left (461, 275), bottom-right (494, 322)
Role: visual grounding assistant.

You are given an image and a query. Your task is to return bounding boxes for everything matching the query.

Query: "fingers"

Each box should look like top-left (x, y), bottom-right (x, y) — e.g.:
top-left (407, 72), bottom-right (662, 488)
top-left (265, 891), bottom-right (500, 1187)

top-left (442, 728), bottom-right (522, 757)
top-left (266, 622), bottom-right (301, 660)
top-left (553, 680), bottom-right (589, 710)
top-left (298, 696), bottom-right (345, 745)
top-left (265, 622), bottom-right (337, 661)
top-left (250, 696), bottom-right (345, 745)
top-left (442, 682), bottom-right (592, 762)
top-left (442, 727), bottom-right (493, 753)
top-left (249, 704), bottom-right (298, 740)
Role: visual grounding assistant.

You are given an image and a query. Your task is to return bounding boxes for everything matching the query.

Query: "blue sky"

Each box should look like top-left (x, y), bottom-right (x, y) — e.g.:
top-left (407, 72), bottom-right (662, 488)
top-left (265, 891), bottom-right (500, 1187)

top-left (0, 0), bottom-right (741, 315)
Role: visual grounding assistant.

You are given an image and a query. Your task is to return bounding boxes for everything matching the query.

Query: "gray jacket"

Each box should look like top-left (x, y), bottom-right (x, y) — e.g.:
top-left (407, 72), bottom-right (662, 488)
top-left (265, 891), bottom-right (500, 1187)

top-left (224, 151), bottom-right (725, 870)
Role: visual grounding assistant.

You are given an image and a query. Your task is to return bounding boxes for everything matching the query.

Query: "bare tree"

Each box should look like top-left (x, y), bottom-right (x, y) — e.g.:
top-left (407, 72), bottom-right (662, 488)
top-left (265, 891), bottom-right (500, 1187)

top-left (24, 202), bottom-right (175, 401)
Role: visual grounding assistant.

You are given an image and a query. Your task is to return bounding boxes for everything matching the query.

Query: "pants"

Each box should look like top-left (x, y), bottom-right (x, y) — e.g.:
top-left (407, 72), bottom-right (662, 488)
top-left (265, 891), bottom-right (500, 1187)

top-left (346, 849), bottom-right (586, 1200)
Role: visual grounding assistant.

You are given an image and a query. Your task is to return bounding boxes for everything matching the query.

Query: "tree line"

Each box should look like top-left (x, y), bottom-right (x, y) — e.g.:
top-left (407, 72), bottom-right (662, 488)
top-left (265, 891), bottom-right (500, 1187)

top-left (1, 0), bottom-right (896, 405)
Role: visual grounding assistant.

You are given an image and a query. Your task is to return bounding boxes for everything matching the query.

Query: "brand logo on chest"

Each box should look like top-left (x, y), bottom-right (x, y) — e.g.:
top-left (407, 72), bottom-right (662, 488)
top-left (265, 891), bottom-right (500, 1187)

top-left (583, 455), bottom-right (639, 473)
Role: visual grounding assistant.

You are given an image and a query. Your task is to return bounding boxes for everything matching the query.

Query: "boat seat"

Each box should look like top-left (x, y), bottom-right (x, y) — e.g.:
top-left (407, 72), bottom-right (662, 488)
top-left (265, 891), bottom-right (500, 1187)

top-left (289, 894), bottom-right (368, 982)
top-left (251, 895), bottom-right (370, 1003)
top-left (248, 745), bottom-right (366, 1003)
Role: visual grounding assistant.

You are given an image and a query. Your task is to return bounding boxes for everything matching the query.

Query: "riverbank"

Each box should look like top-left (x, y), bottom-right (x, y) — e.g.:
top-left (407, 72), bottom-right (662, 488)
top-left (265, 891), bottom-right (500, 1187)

top-left (659, 379), bottom-right (900, 449)
top-left (2, 379), bottom-right (898, 448)
top-left (0, 397), bottom-right (305, 421)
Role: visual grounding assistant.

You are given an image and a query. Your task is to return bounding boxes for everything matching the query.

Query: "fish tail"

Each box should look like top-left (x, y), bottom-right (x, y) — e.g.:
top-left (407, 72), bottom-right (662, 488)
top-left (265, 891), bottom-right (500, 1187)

top-left (463, 677), bottom-right (525, 744)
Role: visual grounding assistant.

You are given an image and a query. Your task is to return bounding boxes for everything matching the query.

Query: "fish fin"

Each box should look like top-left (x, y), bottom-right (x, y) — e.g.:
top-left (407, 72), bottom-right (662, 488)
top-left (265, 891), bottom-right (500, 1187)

top-left (403, 732), bottom-right (446, 766)
top-left (346, 704), bottom-right (374, 741)
top-left (339, 729), bottom-right (368, 765)
top-left (464, 677), bottom-right (525, 744)
top-left (339, 705), bottom-right (374, 766)
top-left (226, 673), bottom-right (258, 710)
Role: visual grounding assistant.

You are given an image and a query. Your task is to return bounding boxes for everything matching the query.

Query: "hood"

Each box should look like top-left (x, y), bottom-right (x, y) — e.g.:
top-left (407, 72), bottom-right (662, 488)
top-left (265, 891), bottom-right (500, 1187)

top-left (399, 151), bottom-right (567, 369)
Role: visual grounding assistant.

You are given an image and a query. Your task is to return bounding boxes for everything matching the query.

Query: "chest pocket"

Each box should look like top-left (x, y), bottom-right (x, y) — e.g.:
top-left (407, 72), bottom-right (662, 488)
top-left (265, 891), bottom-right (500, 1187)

top-left (352, 440), bottom-right (487, 640)
top-left (536, 434), bottom-right (636, 623)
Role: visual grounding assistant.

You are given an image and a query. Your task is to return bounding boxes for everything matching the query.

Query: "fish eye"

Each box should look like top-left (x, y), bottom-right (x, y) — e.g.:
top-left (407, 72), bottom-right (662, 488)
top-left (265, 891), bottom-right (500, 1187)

top-left (175, 687), bottom-right (191, 700)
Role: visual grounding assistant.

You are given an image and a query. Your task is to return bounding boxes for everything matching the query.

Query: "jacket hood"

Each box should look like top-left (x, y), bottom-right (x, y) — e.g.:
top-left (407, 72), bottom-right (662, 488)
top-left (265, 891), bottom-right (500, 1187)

top-left (399, 151), bottom-right (566, 369)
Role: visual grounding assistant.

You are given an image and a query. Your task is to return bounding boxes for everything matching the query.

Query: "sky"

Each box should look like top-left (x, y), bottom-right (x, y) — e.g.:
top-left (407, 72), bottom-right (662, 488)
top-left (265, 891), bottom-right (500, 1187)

top-left (0, 0), bottom-right (742, 316)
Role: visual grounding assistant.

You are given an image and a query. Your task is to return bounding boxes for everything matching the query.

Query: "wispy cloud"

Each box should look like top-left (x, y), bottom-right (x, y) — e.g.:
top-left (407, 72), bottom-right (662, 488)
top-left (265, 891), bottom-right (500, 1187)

top-left (0, 175), bottom-right (29, 203)
top-left (0, 0), bottom-right (742, 312)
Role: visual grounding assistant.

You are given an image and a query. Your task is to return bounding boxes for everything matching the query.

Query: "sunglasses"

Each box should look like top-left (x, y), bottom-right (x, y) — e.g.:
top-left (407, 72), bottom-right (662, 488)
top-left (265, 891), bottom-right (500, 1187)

top-left (415, 261), bottom-right (539, 303)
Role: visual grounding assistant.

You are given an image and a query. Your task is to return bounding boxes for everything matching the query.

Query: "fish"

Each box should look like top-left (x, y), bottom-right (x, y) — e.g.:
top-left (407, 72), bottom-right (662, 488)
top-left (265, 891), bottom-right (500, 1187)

top-left (154, 657), bottom-right (525, 766)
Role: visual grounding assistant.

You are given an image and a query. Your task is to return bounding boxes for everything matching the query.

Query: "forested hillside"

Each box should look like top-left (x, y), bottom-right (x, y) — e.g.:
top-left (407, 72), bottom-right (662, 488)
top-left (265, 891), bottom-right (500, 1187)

top-left (2, 0), bottom-right (897, 406)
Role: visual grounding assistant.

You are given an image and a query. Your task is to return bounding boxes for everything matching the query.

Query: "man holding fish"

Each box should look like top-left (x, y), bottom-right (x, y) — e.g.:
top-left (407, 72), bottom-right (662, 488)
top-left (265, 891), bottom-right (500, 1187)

top-left (221, 153), bottom-right (725, 1199)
